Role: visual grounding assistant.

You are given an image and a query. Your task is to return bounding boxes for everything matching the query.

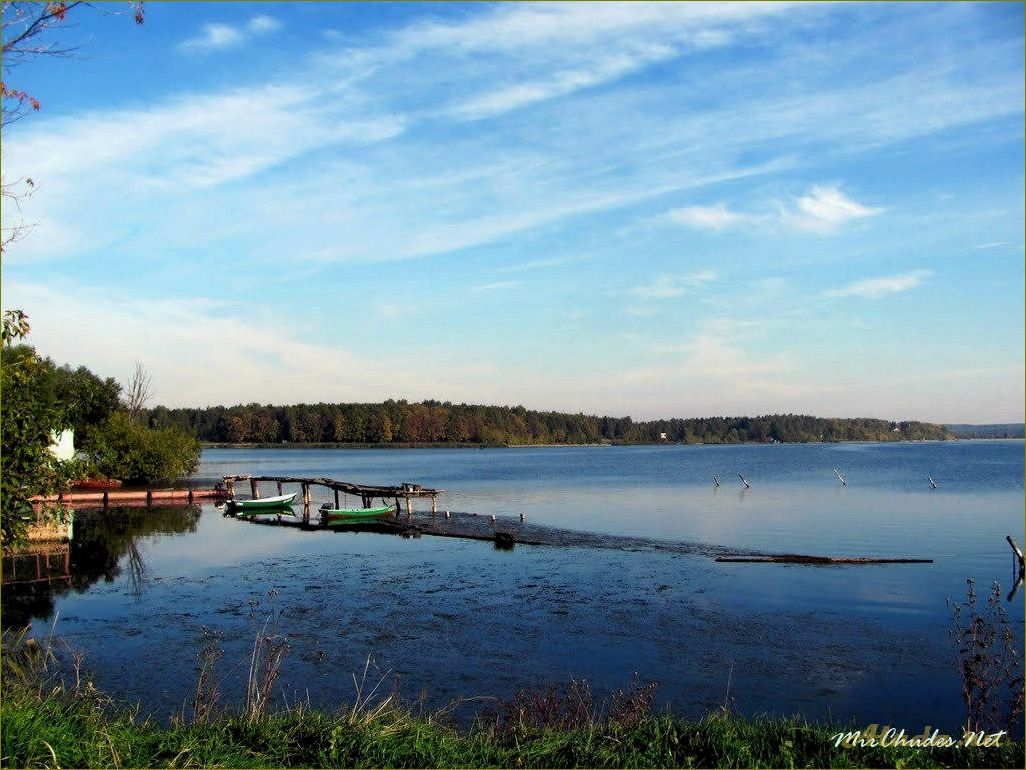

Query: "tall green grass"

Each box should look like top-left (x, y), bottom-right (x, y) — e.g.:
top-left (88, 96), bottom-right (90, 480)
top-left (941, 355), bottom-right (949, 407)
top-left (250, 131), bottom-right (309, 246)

top-left (2, 632), bottom-right (1022, 768)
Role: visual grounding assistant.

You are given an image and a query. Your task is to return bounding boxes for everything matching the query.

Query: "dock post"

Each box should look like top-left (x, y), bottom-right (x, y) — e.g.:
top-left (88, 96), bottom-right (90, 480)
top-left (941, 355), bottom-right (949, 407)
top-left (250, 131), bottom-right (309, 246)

top-left (146, 489), bottom-right (153, 507)
top-left (277, 481), bottom-right (284, 496)
top-left (1007, 535), bottom-right (1025, 571)
top-left (103, 491), bottom-right (110, 509)
top-left (334, 488), bottom-right (340, 509)
top-left (226, 479), bottom-right (234, 497)
top-left (406, 497), bottom-right (412, 518)
top-left (432, 497), bottom-right (437, 516)
top-left (302, 483), bottom-right (311, 507)
top-left (395, 497), bottom-right (401, 517)
top-left (251, 479), bottom-right (260, 499)
top-left (188, 488), bottom-right (194, 504)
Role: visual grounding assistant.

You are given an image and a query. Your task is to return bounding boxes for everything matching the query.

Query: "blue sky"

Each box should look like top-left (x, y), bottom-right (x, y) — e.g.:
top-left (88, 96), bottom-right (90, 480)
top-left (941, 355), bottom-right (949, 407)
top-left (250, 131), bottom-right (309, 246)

top-left (2, 1), bottom-right (1023, 422)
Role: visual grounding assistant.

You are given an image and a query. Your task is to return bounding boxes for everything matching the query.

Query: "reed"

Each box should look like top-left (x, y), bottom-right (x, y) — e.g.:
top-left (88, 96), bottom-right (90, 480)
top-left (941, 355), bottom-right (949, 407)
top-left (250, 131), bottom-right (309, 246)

top-left (2, 634), bottom-right (1021, 769)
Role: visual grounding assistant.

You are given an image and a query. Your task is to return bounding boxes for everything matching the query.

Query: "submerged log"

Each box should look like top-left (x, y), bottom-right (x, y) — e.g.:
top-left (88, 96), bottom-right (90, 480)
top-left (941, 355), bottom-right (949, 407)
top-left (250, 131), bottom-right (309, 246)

top-left (716, 554), bottom-right (932, 564)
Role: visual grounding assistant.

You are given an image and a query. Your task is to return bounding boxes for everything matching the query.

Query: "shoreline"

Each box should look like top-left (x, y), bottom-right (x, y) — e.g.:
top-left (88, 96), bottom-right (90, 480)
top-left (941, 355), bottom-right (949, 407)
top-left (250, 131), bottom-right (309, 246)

top-left (199, 437), bottom-right (982, 450)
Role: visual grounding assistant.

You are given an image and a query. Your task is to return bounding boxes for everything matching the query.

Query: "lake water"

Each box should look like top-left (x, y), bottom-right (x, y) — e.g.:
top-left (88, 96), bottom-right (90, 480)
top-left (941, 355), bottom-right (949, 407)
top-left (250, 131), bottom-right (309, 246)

top-left (3, 441), bottom-right (1023, 730)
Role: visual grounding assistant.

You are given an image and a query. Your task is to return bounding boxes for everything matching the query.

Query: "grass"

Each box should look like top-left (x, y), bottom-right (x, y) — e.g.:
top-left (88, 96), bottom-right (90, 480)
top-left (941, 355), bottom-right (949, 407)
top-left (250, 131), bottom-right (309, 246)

top-left (2, 633), bottom-right (1023, 769)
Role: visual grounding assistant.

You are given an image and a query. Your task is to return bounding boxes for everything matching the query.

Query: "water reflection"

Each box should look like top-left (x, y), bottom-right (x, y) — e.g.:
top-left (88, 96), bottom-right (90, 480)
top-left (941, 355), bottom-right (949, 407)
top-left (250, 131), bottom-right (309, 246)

top-left (1, 505), bottom-right (200, 629)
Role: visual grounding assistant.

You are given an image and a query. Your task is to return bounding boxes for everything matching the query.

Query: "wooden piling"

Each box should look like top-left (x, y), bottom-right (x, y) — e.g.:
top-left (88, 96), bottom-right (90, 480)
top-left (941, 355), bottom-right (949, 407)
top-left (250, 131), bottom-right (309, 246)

top-left (188, 488), bottom-right (194, 504)
top-left (250, 479), bottom-right (260, 499)
top-left (405, 497), bottom-right (412, 517)
top-left (334, 488), bottom-right (340, 509)
top-left (432, 497), bottom-right (437, 515)
top-left (146, 489), bottom-right (153, 507)
top-left (1007, 535), bottom-right (1025, 570)
top-left (277, 481), bottom-right (284, 496)
top-left (102, 491), bottom-right (110, 509)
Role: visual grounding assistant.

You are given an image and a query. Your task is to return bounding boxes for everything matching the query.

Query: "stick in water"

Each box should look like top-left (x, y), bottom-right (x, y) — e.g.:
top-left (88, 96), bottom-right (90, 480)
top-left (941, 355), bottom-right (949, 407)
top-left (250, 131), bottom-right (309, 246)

top-left (928, 477), bottom-right (937, 489)
top-left (833, 468), bottom-right (847, 486)
top-left (738, 474), bottom-right (750, 489)
top-left (713, 475), bottom-right (720, 487)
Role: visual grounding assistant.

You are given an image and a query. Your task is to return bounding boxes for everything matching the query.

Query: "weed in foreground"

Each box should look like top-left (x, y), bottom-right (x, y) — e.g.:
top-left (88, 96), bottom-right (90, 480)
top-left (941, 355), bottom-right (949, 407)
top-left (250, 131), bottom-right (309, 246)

top-left (947, 578), bottom-right (1025, 734)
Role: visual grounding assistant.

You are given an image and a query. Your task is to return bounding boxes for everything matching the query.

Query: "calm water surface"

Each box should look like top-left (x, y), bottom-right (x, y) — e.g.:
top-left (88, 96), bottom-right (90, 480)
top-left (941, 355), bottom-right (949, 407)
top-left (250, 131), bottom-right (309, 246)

top-left (4, 441), bottom-right (1023, 729)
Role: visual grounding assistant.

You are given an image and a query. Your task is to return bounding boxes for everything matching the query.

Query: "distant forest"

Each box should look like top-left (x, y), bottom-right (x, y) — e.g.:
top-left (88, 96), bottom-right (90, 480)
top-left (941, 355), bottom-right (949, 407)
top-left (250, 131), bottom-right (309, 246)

top-left (142, 400), bottom-right (953, 445)
top-left (944, 423), bottom-right (1025, 439)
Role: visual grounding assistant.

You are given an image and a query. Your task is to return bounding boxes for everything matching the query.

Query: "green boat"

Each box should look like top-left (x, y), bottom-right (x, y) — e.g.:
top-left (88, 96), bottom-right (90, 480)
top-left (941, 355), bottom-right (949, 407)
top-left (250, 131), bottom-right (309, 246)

top-left (228, 493), bottom-right (297, 514)
top-left (322, 503), bottom-right (396, 525)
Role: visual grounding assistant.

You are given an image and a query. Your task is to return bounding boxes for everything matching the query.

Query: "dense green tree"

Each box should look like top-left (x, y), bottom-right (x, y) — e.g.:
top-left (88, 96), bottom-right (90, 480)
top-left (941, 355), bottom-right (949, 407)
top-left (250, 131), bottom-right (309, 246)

top-left (49, 361), bottom-right (121, 450)
top-left (86, 411), bottom-right (200, 484)
top-left (1, 316), bottom-right (78, 545)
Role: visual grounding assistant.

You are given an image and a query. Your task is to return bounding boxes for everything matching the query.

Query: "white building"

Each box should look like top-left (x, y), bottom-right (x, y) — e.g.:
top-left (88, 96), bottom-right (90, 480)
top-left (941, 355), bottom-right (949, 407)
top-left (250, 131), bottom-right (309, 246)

top-left (49, 429), bottom-right (75, 462)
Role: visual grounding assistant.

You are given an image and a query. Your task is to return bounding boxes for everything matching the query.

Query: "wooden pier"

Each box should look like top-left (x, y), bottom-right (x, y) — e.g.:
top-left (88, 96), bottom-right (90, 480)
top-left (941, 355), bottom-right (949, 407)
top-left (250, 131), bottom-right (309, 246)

top-left (30, 487), bottom-right (227, 510)
top-left (222, 474), bottom-right (443, 516)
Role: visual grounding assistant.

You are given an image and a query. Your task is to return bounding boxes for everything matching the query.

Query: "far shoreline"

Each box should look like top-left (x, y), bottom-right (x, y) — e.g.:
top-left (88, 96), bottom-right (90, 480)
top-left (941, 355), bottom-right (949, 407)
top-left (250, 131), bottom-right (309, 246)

top-left (196, 436), bottom-right (1011, 451)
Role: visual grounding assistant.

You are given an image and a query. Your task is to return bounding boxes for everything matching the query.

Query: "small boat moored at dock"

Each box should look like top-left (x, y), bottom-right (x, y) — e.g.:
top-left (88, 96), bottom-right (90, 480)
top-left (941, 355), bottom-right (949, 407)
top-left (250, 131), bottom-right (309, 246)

top-left (321, 502), bottom-right (397, 525)
top-left (227, 493), bottom-right (298, 514)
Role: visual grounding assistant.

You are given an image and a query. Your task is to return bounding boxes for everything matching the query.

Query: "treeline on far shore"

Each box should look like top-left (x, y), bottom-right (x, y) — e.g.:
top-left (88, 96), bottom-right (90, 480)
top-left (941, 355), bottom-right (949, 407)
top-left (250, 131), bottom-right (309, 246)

top-left (142, 400), bottom-right (953, 446)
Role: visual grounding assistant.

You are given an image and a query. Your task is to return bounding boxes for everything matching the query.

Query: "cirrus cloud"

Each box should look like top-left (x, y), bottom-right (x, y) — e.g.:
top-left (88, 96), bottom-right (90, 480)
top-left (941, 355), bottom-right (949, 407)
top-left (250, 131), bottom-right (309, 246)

top-left (179, 15), bottom-right (282, 54)
top-left (824, 269), bottom-right (934, 299)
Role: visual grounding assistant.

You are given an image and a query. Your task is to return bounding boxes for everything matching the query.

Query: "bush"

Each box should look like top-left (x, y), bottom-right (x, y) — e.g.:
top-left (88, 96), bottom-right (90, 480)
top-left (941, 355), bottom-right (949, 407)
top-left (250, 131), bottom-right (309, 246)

top-left (88, 411), bottom-right (200, 484)
top-left (1, 340), bottom-right (77, 546)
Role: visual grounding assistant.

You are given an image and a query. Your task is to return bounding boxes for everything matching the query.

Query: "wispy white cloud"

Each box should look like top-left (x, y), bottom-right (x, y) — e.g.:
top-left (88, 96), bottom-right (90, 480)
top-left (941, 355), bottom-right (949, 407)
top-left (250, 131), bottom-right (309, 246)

top-left (664, 186), bottom-right (882, 234)
top-left (497, 256), bottom-right (576, 273)
top-left (781, 185), bottom-right (884, 233)
top-left (179, 15), bottom-right (282, 53)
top-left (379, 2), bottom-right (799, 119)
top-left (472, 280), bottom-right (525, 292)
top-left (664, 204), bottom-right (753, 230)
top-left (248, 15), bottom-right (281, 35)
top-left (974, 241), bottom-right (1010, 249)
top-left (613, 316), bottom-right (795, 399)
top-left (824, 270), bottom-right (934, 299)
top-left (631, 270), bottom-right (717, 299)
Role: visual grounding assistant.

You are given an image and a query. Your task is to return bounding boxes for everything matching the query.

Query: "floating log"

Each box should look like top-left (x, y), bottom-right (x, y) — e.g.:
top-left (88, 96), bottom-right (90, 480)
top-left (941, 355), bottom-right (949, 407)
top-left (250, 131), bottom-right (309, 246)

top-left (716, 554), bottom-right (932, 564)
